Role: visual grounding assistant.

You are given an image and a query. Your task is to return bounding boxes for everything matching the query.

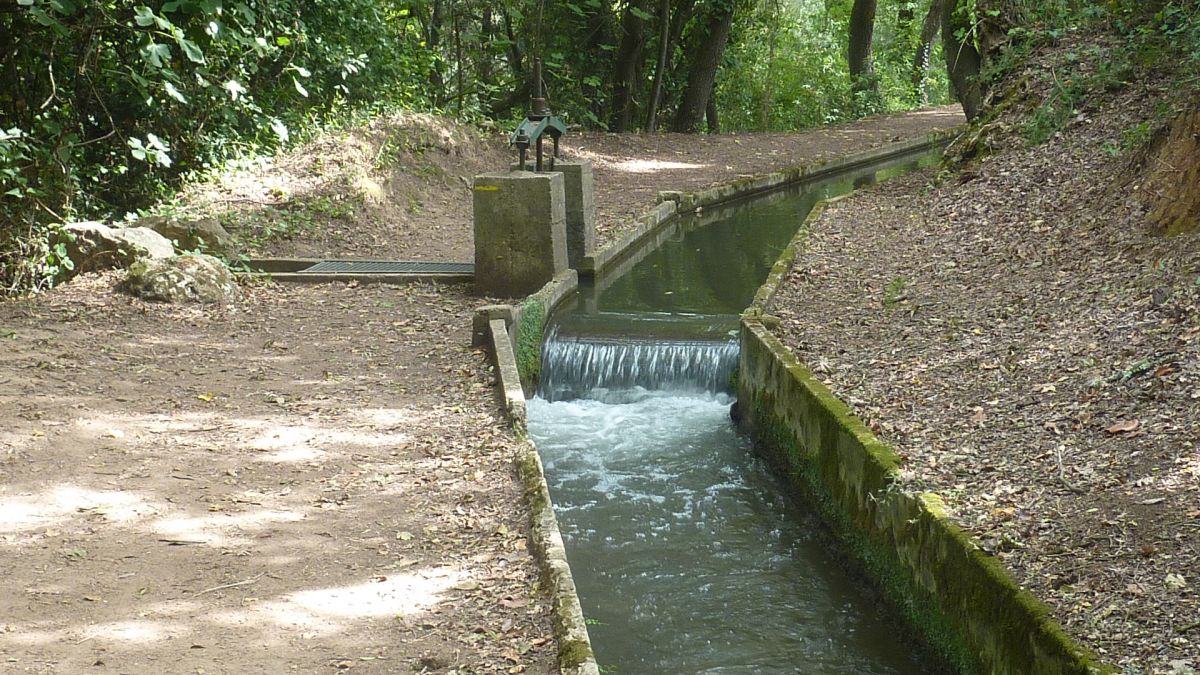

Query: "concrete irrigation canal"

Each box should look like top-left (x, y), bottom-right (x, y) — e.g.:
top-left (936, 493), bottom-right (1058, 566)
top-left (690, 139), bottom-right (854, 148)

top-left (525, 151), bottom-right (945, 672)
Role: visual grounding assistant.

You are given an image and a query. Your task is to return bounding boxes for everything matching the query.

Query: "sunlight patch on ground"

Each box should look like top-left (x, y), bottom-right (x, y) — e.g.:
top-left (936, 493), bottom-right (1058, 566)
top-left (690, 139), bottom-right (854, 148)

top-left (350, 407), bottom-right (431, 428)
top-left (0, 485), bottom-right (157, 533)
top-left (1, 625), bottom-right (72, 647)
top-left (209, 568), bottom-right (463, 635)
top-left (124, 335), bottom-right (236, 352)
top-left (568, 147), bottom-right (710, 173)
top-left (74, 410), bottom-right (226, 438)
top-left (1, 618), bottom-right (186, 647)
top-left (81, 619), bottom-right (180, 644)
top-left (152, 509), bottom-right (305, 547)
top-left (245, 422), bottom-right (411, 455)
top-left (259, 446), bottom-right (326, 463)
top-left (611, 158), bottom-right (709, 173)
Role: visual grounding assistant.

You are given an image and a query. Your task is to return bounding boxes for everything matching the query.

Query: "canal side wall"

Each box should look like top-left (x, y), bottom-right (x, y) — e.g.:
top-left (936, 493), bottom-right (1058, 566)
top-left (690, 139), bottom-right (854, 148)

top-left (737, 204), bottom-right (1113, 674)
top-left (480, 307), bottom-right (600, 675)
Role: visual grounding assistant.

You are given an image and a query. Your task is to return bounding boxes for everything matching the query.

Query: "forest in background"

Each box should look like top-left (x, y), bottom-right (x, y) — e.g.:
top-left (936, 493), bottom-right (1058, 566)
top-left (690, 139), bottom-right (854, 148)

top-left (1, 0), bottom-right (1198, 294)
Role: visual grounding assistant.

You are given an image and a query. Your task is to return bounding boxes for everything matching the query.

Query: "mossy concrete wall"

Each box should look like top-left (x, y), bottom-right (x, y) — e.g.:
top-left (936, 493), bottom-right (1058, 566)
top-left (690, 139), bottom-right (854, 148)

top-left (473, 171), bottom-right (568, 297)
top-left (511, 269), bottom-right (578, 391)
top-left (737, 191), bottom-right (1114, 674)
top-left (480, 303), bottom-right (599, 675)
top-left (512, 160), bottom-right (597, 268)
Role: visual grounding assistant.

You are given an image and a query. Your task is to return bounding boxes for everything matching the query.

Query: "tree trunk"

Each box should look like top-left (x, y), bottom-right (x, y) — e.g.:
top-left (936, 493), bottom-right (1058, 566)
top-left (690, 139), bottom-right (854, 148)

top-left (705, 89), bottom-right (719, 133)
top-left (848, 0), bottom-right (878, 98)
top-left (453, 5), bottom-right (464, 114)
top-left (478, 8), bottom-right (495, 108)
top-left (611, 0), bottom-right (651, 132)
top-left (759, 8), bottom-right (777, 130)
top-left (974, 0), bottom-right (1021, 66)
top-left (644, 0), bottom-right (671, 131)
top-left (942, 0), bottom-right (982, 120)
top-left (426, 0), bottom-right (445, 102)
top-left (912, 0), bottom-right (947, 104)
top-left (648, 0), bottom-right (697, 129)
top-left (671, 1), bottom-right (735, 133)
top-left (502, 9), bottom-right (523, 82)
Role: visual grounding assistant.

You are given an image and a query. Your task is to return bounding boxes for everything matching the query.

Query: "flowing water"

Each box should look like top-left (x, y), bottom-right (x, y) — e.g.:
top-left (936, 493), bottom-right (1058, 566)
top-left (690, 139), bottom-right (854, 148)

top-left (527, 152), bottom-right (942, 672)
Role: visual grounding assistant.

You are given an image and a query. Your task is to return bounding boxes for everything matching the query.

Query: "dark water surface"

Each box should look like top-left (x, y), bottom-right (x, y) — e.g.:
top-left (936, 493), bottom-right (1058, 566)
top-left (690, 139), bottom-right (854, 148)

top-left (527, 152), bottom-right (940, 673)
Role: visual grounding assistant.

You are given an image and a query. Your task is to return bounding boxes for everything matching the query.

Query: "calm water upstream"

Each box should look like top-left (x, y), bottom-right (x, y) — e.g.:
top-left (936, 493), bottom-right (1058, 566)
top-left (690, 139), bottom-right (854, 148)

top-left (527, 152), bottom-right (942, 673)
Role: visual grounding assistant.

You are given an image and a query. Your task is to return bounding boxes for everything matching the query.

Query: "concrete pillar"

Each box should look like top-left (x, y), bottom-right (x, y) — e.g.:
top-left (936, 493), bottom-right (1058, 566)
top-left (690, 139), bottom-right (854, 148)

top-left (511, 159), bottom-right (595, 269)
top-left (473, 171), bottom-right (568, 297)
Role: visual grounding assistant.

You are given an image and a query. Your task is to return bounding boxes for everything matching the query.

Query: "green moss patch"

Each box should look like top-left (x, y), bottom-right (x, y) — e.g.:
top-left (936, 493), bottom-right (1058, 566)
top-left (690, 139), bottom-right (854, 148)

top-left (514, 296), bottom-right (547, 385)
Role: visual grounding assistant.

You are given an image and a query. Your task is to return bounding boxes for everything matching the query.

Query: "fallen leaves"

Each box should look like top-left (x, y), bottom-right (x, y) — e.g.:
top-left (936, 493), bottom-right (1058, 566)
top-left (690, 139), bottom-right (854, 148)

top-left (765, 82), bottom-right (1200, 671)
top-left (1106, 419), bottom-right (1140, 435)
top-left (1165, 574), bottom-right (1188, 591)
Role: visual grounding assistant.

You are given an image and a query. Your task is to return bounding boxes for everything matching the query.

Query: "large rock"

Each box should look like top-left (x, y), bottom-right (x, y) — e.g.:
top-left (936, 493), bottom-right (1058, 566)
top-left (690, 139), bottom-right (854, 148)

top-left (59, 222), bottom-right (174, 273)
top-left (141, 215), bottom-right (237, 256)
top-left (123, 254), bottom-right (240, 304)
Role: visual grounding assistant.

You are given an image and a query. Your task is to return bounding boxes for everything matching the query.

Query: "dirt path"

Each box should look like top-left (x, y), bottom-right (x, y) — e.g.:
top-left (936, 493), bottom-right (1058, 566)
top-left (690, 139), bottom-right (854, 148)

top-left (767, 90), bottom-right (1198, 670)
top-left (0, 276), bottom-right (554, 673)
top-left (2, 105), bottom-right (968, 674)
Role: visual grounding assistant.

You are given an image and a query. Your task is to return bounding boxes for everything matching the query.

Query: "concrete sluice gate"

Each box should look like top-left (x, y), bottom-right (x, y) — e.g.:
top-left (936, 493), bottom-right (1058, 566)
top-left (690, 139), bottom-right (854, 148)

top-left (526, 149), bottom-right (952, 673)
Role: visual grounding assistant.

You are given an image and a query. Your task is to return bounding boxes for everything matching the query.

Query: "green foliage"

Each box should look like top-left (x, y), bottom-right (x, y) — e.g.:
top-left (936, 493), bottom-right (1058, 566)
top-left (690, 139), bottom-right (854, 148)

top-left (717, 0), bottom-right (950, 132)
top-left (1023, 71), bottom-right (1080, 145)
top-left (1015, 0), bottom-right (1199, 146)
top-left (33, 0), bottom-right (1193, 294)
top-left (1, 0), bottom-right (433, 291)
top-left (1102, 120), bottom-right (1154, 157)
top-left (224, 194), bottom-right (358, 254)
top-left (882, 276), bottom-right (910, 307)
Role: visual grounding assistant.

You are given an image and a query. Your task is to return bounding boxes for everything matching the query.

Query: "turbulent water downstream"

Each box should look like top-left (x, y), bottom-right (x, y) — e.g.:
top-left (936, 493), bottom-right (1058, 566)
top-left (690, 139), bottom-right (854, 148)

top-left (527, 153), bottom-right (941, 672)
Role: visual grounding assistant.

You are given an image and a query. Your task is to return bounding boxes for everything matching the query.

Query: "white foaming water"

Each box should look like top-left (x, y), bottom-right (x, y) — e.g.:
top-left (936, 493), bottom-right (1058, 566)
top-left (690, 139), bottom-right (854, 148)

top-left (527, 390), bottom-right (927, 673)
top-left (537, 333), bottom-right (739, 403)
top-left (526, 151), bottom-right (944, 672)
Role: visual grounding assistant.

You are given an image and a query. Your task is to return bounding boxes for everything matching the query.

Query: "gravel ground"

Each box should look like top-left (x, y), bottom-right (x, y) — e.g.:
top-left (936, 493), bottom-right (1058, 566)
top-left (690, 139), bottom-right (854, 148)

top-left (0, 277), bottom-right (556, 673)
top-left (769, 83), bottom-right (1199, 670)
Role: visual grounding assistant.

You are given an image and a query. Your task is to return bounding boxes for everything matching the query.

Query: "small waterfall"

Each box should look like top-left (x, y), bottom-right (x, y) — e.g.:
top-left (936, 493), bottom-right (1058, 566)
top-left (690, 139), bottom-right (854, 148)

top-left (538, 329), bottom-right (739, 403)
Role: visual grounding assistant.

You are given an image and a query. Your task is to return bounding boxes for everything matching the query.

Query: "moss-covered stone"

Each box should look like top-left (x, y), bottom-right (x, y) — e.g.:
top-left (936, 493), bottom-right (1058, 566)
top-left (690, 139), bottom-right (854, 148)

top-left (515, 296), bottom-right (547, 385)
top-left (559, 639), bottom-right (595, 669)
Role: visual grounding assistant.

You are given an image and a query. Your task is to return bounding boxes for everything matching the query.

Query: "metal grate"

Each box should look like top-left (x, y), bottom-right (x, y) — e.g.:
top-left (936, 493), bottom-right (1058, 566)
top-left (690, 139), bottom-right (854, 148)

top-left (303, 260), bottom-right (474, 274)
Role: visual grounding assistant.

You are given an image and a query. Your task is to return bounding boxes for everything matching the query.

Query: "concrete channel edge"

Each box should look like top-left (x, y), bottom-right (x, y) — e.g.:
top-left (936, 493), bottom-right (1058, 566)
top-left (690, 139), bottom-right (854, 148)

top-left (737, 190), bottom-right (1116, 674)
top-left (474, 267), bottom-right (598, 675)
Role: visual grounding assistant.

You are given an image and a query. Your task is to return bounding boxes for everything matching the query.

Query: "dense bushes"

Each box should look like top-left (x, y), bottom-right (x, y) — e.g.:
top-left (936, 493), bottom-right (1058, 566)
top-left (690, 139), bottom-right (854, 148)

top-left (717, 1), bottom-right (952, 132)
top-left (0, 0), bottom-right (433, 292)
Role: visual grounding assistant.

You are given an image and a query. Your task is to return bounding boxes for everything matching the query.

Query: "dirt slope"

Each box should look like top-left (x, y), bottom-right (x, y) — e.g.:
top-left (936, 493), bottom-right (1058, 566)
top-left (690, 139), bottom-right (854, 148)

top-left (769, 52), bottom-right (1199, 673)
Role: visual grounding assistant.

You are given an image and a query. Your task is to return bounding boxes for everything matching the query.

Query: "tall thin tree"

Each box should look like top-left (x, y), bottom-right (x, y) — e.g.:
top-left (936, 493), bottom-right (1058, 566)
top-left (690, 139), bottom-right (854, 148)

top-left (672, 0), bottom-right (736, 133)
top-left (611, 0), bottom-right (652, 132)
top-left (645, 0), bottom-right (671, 131)
top-left (913, 0), bottom-right (948, 104)
top-left (848, 0), bottom-right (879, 104)
top-left (942, 0), bottom-right (982, 119)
